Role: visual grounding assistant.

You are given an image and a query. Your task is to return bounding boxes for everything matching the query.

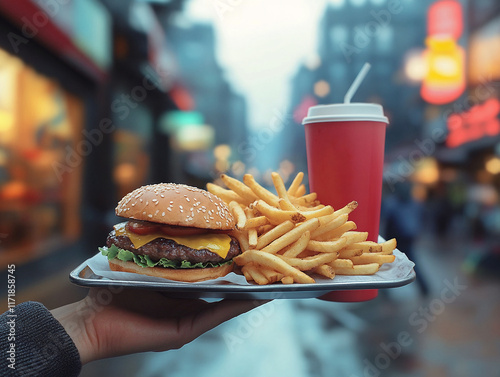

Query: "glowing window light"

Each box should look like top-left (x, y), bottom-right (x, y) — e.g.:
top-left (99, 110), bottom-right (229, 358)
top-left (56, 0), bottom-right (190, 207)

top-left (421, 36), bottom-right (465, 105)
top-left (231, 160), bottom-right (246, 176)
top-left (214, 144), bottom-right (231, 160)
top-left (215, 159), bottom-right (229, 173)
top-left (426, 38), bottom-right (462, 80)
top-left (175, 124), bottom-right (214, 151)
top-left (114, 163), bottom-right (137, 186)
top-left (412, 184), bottom-right (428, 202)
top-left (314, 80), bottom-right (330, 98)
top-left (412, 157), bottom-right (439, 185)
top-left (432, 55), bottom-right (460, 76)
top-left (404, 49), bottom-right (427, 82)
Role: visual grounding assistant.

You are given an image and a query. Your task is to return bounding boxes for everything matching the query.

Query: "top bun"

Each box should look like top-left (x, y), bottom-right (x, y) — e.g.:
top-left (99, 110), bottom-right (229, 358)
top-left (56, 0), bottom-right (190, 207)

top-left (115, 183), bottom-right (235, 230)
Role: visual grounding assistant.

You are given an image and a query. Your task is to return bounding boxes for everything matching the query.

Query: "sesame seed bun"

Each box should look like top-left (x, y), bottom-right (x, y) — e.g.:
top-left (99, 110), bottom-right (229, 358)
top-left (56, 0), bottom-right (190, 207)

top-left (115, 183), bottom-right (235, 230)
top-left (108, 258), bottom-right (234, 282)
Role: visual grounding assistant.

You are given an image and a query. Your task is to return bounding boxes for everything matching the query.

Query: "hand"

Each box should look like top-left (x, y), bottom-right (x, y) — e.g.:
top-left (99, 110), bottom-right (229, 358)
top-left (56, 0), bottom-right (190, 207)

top-left (51, 288), bottom-right (265, 364)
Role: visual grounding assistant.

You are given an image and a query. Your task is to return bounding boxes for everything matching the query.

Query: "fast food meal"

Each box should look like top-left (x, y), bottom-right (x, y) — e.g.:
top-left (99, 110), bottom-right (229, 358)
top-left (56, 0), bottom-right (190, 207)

top-left (100, 183), bottom-right (242, 282)
top-left (207, 171), bottom-right (397, 285)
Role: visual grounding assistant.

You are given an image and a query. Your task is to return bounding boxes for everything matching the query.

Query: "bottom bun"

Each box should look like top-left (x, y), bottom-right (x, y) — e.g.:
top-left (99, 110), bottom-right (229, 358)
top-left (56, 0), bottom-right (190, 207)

top-left (108, 258), bottom-right (234, 282)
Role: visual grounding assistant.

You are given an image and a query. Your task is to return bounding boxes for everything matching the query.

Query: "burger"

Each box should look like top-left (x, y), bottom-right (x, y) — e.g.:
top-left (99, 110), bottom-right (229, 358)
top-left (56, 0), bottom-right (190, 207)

top-left (100, 183), bottom-right (242, 282)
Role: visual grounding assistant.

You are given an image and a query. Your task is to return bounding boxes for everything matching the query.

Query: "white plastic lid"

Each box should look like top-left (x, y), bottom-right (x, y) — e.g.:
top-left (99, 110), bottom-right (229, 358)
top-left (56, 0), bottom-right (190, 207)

top-left (302, 103), bottom-right (389, 124)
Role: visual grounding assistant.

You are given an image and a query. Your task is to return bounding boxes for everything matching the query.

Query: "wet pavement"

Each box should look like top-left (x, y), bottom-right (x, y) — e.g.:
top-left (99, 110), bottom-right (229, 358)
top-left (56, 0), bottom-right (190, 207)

top-left (5, 230), bottom-right (500, 377)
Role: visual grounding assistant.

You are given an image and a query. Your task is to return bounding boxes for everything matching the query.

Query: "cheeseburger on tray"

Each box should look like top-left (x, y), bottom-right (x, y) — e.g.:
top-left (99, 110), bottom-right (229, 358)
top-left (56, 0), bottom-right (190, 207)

top-left (100, 183), bottom-right (242, 282)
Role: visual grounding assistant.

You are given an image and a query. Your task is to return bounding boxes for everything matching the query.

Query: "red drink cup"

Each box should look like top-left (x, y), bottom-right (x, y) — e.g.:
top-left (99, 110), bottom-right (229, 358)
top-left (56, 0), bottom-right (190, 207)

top-left (302, 103), bottom-right (388, 302)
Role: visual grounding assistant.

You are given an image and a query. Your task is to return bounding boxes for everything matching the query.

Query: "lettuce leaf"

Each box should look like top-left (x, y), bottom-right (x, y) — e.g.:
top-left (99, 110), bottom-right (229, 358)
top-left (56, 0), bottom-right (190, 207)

top-left (100, 244), bottom-right (232, 269)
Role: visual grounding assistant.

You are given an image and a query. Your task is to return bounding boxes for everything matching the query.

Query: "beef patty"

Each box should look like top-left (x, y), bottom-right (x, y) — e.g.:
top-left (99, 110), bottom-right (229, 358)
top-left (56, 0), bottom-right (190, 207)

top-left (106, 230), bottom-right (241, 264)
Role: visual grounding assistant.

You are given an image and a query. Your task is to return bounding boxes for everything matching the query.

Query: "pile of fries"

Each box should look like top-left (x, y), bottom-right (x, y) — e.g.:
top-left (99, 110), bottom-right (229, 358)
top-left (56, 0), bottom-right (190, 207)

top-left (207, 171), bottom-right (397, 285)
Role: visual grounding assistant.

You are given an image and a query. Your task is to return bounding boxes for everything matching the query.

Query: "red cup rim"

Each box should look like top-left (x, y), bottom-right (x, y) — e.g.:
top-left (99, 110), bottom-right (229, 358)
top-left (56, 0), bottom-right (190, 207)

top-left (317, 289), bottom-right (379, 302)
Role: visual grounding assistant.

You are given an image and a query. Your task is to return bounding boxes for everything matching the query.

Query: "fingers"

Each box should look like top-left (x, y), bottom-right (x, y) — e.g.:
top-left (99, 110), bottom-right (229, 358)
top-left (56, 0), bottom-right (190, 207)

top-left (83, 288), bottom-right (271, 356)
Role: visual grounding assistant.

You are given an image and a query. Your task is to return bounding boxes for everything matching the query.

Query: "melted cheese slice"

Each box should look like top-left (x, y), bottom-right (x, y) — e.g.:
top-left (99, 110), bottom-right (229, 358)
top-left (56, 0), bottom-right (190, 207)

top-left (114, 222), bottom-right (231, 259)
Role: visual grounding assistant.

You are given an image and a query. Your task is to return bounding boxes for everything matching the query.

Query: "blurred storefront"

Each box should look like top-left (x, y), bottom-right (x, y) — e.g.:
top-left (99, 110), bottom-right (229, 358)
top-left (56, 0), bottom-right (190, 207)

top-left (0, 0), bottom-right (110, 269)
top-left (0, 48), bottom-right (85, 265)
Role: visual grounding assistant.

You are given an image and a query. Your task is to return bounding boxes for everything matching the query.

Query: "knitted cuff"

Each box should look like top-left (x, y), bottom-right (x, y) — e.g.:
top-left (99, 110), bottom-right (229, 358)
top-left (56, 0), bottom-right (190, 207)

top-left (1, 301), bottom-right (82, 377)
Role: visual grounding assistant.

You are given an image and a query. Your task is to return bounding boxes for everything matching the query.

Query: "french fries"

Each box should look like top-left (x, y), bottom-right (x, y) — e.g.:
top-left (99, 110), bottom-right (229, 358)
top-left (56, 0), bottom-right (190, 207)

top-left (256, 220), bottom-right (295, 250)
top-left (252, 200), bottom-right (306, 225)
top-left (248, 229), bottom-right (258, 247)
top-left (234, 249), bottom-right (315, 284)
top-left (243, 174), bottom-right (280, 207)
top-left (287, 171), bottom-right (304, 196)
top-left (294, 184), bottom-right (306, 197)
top-left (229, 201), bottom-right (246, 230)
top-left (330, 259), bottom-right (354, 269)
top-left (282, 231), bottom-right (310, 257)
top-left (335, 263), bottom-right (381, 275)
top-left (271, 172), bottom-right (291, 202)
top-left (307, 238), bottom-right (347, 253)
top-left (244, 216), bottom-right (269, 229)
top-left (220, 174), bottom-right (258, 205)
top-left (208, 171), bottom-right (397, 285)
top-left (279, 252), bottom-right (339, 271)
top-left (349, 254), bottom-right (396, 265)
top-left (313, 264), bottom-right (336, 279)
top-left (207, 183), bottom-right (246, 206)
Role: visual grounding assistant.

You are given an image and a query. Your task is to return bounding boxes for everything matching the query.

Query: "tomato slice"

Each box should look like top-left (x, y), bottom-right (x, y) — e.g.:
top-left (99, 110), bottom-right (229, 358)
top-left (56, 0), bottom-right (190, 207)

top-left (126, 221), bottom-right (159, 235)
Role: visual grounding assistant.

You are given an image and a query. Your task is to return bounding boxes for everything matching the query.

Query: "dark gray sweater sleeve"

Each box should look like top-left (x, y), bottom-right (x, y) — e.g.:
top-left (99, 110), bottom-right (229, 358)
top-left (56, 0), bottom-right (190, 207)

top-left (1, 301), bottom-right (82, 377)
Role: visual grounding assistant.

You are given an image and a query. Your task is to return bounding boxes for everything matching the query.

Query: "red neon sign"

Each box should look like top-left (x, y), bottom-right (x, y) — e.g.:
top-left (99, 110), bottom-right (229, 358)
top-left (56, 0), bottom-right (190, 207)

top-left (421, 0), bottom-right (465, 105)
top-left (446, 98), bottom-right (500, 148)
top-left (421, 37), bottom-right (465, 105)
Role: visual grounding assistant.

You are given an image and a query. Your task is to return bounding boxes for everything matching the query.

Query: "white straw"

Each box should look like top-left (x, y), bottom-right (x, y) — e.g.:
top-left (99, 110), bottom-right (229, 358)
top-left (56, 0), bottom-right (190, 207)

top-left (344, 62), bottom-right (371, 103)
